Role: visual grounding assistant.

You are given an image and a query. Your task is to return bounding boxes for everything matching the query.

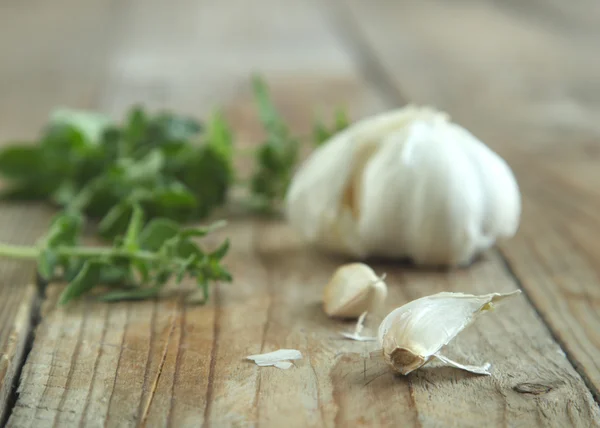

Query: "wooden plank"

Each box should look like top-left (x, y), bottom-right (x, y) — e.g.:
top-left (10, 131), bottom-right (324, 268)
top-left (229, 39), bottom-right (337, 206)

top-left (501, 155), bottom-right (600, 397)
top-left (0, 1), bottom-right (120, 420)
top-left (8, 217), bottom-right (600, 427)
top-left (0, 0), bottom-right (133, 424)
top-left (341, 0), bottom-right (600, 402)
top-left (337, 0), bottom-right (600, 150)
top-left (0, 206), bottom-right (55, 424)
top-left (4, 0), bottom-right (600, 427)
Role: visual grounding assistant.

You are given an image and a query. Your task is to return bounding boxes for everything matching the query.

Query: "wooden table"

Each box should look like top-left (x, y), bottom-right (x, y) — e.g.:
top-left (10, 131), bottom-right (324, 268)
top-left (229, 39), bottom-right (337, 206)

top-left (1, 0), bottom-right (599, 426)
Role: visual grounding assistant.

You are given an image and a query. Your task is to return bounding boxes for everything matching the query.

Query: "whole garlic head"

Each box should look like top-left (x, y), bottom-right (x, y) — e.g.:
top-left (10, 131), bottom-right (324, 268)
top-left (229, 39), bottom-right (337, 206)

top-left (285, 106), bottom-right (521, 267)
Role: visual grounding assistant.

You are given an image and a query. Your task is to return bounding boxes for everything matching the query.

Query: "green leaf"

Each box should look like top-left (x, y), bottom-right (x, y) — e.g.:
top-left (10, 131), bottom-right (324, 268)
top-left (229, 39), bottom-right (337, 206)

top-left (37, 249), bottom-right (58, 281)
top-left (139, 219), bottom-right (180, 251)
top-left (313, 107), bottom-right (350, 147)
top-left (206, 110), bottom-right (233, 161)
top-left (122, 150), bottom-right (165, 183)
top-left (179, 228), bottom-right (208, 239)
top-left (97, 287), bottom-right (161, 302)
top-left (197, 277), bottom-right (210, 302)
top-left (176, 254), bottom-right (197, 284)
top-left (143, 182), bottom-right (197, 220)
top-left (334, 107), bottom-right (349, 130)
top-left (252, 75), bottom-right (288, 138)
top-left (99, 265), bottom-right (132, 286)
top-left (98, 202), bottom-right (132, 239)
top-left (64, 259), bottom-right (86, 282)
top-left (313, 121), bottom-right (330, 147)
top-left (124, 203), bottom-right (144, 251)
top-left (58, 260), bottom-right (102, 305)
top-left (0, 146), bottom-right (44, 179)
top-left (249, 75), bottom-right (299, 208)
top-left (42, 122), bottom-right (91, 155)
top-left (45, 211), bottom-right (83, 249)
top-left (176, 239), bottom-right (203, 259)
top-left (153, 269), bottom-right (172, 287)
top-left (156, 113), bottom-right (202, 141)
top-left (179, 220), bottom-right (226, 239)
top-left (134, 260), bottom-right (150, 283)
top-left (210, 239), bottom-right (230, 260)
top-left (123, 106), bottom-right (147, 156)
top-left (173, 146), bottom-right (232, 219)
top-left (51, 180), bottom-right (79, 206)
top-left (50, 109), bottom-right (111, 146)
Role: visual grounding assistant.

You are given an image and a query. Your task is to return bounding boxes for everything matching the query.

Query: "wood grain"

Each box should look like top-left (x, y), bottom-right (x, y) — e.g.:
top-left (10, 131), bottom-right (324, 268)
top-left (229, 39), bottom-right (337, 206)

top-left (0, 0), bottom-right (119, 423)
top-left (2, 0), bottom-right (600, 426)
top-left (501, 156), bottom-right (600, 398)
top-left (7, 219), bottom-right (600, 427)
top-left (341, 0), bottom-right (600, 402)
top-left (0, 205), bottom-right (53, 424)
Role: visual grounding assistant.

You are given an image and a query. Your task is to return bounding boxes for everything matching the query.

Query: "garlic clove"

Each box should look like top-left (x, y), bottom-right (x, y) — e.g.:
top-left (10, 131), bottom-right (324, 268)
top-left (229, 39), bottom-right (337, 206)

top-left (377, 290), bottom-right (521, 375)
top-left (323, 263), bottom-right (387, 318)
top-left (381, 338), bottom-right (427, 375)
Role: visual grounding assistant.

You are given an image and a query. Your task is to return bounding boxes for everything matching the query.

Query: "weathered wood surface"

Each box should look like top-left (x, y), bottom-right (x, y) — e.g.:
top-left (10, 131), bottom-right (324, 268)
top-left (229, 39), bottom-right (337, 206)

top-left (7, 222), bottom-right (600, 427)
top-left (0, 207), bottom-right (53, 425)
top-left (0, 1), bottom-right (113, 422)
top-left (0, 0), bottom-right (599, 427)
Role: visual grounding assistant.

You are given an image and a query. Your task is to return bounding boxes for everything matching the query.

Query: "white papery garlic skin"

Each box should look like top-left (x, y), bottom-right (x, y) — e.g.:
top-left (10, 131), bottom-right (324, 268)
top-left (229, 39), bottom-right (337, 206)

top-left (323, 263), bottom-right (387, 319)
top-left (377, 290), bottom-right (521, 375)
top-left (284, 106), bottom-right (521, 267)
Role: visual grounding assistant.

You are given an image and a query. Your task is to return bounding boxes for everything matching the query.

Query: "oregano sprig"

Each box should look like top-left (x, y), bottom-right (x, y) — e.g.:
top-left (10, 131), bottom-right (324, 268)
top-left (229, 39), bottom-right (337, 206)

top-left (0, 206), bottom-right (231, 305)
top-left (0, 75), bottom-right (348, 304)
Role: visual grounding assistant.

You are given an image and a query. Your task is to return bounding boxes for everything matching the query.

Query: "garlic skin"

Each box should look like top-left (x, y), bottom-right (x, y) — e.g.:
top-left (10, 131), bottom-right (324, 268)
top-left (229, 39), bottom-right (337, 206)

top-left (323, 263), bottom-right (387, 318)
top-left (246, 349), bottom-right (302, 370)
top-left (377, 290), bottom-right (521, 375)
top-left (284, 106), bottom-right (521, 267)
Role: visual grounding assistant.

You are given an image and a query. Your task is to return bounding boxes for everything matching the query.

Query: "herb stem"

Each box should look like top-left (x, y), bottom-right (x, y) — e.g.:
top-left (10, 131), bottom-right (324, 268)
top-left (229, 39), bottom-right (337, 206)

top-left (0, 243), bottom-right (40, 259)
top-left (0, 242), bottom-right (171, 264)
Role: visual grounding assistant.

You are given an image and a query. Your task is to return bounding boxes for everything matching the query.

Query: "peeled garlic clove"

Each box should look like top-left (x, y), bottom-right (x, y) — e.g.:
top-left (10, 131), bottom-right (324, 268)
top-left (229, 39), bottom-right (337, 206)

top-left (323, 263), bottom-right (387, 318)
top-left (377, 290), bottom-right (521, 375)
top-left (284, 106), bottom-right (521, 267)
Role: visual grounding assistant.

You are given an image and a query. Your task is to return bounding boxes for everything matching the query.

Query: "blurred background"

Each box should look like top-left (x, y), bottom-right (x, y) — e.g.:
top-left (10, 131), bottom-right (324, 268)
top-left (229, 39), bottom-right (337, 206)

top-left (2, 0), bottom-right (600, 152)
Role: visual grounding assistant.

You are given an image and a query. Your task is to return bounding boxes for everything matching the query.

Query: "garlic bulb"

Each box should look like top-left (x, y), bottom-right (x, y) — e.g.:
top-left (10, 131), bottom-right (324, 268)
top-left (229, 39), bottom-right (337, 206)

top-left (377, 290), bottom-right (521, 375)
top-left (323, 263), bottom-right (387, 318)
top-left (285, 106), bottom-right (521, 267)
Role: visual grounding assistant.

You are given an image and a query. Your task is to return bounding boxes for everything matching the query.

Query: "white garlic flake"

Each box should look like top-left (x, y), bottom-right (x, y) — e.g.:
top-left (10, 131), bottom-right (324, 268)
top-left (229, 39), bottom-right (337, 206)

top-left (285, 106), bottom-right (521, 267)
top-left (246, 349), bottom-right (302, 370)
top-left (377, 290), bottom-right (521, 375)
top-left (340, 311), bottom-right (377, 341)
top-left (323, 263), bottom-right (387, 319)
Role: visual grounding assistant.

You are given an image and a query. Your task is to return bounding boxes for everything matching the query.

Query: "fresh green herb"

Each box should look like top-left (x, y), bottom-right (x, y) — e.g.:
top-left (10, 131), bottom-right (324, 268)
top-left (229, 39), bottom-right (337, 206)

top-left (0, 75), bottom-right (349, 304)
top-left (249, 75), bottom-right (300, 212)
top-left (0, 106), bottom-right (233, 236)
top-left (0, 207), bottom-right (231, 305)
top-left (313, 107), bottom-right (350, 147)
